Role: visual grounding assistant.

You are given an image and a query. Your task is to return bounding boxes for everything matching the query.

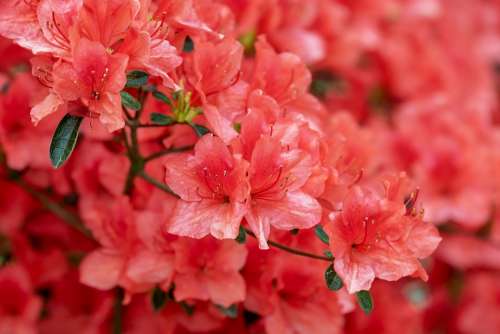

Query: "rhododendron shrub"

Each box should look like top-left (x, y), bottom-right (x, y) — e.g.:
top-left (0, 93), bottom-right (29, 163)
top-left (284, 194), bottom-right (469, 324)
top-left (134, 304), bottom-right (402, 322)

top-left (0, 0), bottom-right (499, 333)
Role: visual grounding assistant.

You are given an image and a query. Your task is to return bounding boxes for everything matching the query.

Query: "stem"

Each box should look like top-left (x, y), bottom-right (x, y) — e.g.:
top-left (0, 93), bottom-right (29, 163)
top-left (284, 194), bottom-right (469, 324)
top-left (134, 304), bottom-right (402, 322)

top-left (113, 288), bottom-right (124, 334)
top-left (122, 119), bottom-right (142, 195)
top-left (243, 228), bottom-right (332, 262)
top-left (11, 176), bottom-right (93, 239)
top-left (121, 129), bottom-right (130, 152)
top-left (143, 145), bottom-right (193, 162)
top-left (138, 171), bottom-right (179, 198)
top-left (135, 123), bottom-right (173, 128)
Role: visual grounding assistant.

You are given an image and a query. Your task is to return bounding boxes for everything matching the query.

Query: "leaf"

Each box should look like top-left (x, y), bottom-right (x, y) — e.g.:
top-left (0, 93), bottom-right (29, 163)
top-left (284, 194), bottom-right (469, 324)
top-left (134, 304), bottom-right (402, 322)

top-left (150, 113), bottom-right (175, 126)
top-left (151, 286), bottom-right (168, 312)
top-left (216, 304), bottom-right (238, 319)
top-left (356, 290), bottom-right (374, 314)
top-left (120, 91), bottom-right (141, 110)
top-left (235, 226), bottom-right (246, 244)
top-left (190, 123), bottom-right (210, 137)
top-left (126, 70), bottom-right (149, 88)
top-left (49, 114), bottom-right (83, 168)
top-left (183, 36), bottom-right (194, 52)
top-left (323, 250), bottom-right (334, 259)
top-left (324, 264), bottom-right (343, 291)
top-left (315, 225), bottom-right (330, 245)
top-left (152, 91), bottom-right (173, 106)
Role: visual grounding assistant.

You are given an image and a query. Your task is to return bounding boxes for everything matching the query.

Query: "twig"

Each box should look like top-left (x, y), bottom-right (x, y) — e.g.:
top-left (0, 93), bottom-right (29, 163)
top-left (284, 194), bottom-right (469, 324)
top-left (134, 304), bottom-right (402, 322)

top-left (10, 176), bottom-right (93, 239)
top-left (138, 171), bottom-right (179, 198)
top-left (243, 228), bottom-right (332, 262)
top-left (143, 145), bottom-right (193, 162)
top-left (113, 288), bottom-right (124, 334)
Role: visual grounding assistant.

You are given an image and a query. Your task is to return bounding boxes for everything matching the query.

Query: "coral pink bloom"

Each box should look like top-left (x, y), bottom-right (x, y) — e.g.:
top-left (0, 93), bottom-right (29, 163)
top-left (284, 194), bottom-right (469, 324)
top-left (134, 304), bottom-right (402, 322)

top-left (118, 28), bottom-right (182, 89)
top-left (0, 264), bottom-right (42, 334)
top-left (0, 73), bottom-right (60, 170)
top-left (71, 140), bottom-right (129, 199)
top-left (243, 242), bottom-right (344, 334)
top-left (204, 86), bottom-right (281, 145)
top-left (0, 0), bottom-right (79, 55)
top-left (154, 0), bottom-right (219, 36)
top-left (130, 188), bottom-right (178, 290)
top-left (0, 180), bottom-right (34, 237)
top-left (456, 273), bottom-right (500, 334)
top-left (172, 237), bottom-right (247, 307)
top-left (346, 281), bottom-right (425, 334)
top-left (38, 270), bottom-right (113, 334)
top-left (164, 134), bottom-right (249, 240)
top-left (249, 38), bottom-right (311, 106)
top-left (236, 112), bottom-right (322, 249)
top-left (33, 38), bottom-right (129, 131)
top-left (436, 234), bottom-right (500, 270)
top-left (325, 174), bottom-right (441, 293)
top-left (184, 38), bottom-right (243, 101)
top-left (79, 196), bottom-right (160, 296)
top-left (77, 0), bottom-right (140, 48)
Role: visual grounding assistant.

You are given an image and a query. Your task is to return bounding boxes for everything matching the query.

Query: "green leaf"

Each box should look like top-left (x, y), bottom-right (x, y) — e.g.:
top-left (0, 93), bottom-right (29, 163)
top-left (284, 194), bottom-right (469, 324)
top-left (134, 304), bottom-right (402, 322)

top-left (315, 225), bottom-right (330, 245)
top-left (120, 91), bottom-right (141, 110)
top-left (49, 114), bottom-right (83, 168)
top-left (324, 264), bottom-right (343, 291)
top-left (183, 36), bottom-right (194, 52)
top-left (235, 226), bottom-right (246, 244)
top-left (126, 70), bottom-right (149, 88)
top-left (152, 91), bottom-right (173, 106)
top-left (356, 290), bottom-right (374, 314)
top-left (151, 286), bottom-right (168, 312)
top-left (215, 304), bottom-right (238, 319)
top-left (323, 250), bottom-right (334, 259)
top-left (150, 113), bottom-right (175, 126)
top-left (190, 123), bottom-right (210, 137)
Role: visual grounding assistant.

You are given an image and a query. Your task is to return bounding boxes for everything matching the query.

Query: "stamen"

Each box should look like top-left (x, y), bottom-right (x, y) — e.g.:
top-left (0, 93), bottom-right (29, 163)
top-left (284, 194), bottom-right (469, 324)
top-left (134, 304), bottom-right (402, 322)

top-left (404, 188), bottom-right (420, 215)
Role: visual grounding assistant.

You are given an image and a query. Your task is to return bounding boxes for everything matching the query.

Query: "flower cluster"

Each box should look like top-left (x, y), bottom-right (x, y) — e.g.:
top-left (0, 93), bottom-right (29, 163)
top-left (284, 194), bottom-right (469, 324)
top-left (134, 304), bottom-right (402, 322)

top-left (0, 0), bottom-right (499, 333)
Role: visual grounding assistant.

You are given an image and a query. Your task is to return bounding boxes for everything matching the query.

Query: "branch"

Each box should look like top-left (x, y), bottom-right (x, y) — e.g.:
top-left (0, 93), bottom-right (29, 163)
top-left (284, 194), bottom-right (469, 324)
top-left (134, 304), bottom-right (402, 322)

top-left (243, 228), bottom-right (332, 262)
top-left (143, 145), bottom-right (193, 162)
top-left (11, 176), bottom-right (93, 239)
top-left (113, 288), bottom-right (124, 334)
top-left (138, 171), bottom-right (179, 198)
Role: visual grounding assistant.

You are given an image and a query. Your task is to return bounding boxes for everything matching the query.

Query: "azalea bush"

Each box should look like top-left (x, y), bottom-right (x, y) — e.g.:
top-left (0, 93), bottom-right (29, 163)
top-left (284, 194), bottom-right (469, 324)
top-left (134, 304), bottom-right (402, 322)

top-left (0, 0), bottom-right (499, 333)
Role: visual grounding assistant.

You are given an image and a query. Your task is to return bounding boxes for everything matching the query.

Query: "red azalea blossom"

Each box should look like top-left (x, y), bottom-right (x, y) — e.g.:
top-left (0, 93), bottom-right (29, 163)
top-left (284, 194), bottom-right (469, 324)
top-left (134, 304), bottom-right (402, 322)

top-left (325, 174), bottom-right (441, 293)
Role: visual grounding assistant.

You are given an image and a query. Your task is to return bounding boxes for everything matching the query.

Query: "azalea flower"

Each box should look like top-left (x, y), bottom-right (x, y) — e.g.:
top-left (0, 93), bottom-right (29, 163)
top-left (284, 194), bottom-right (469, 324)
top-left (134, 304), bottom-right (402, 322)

top-left (325, 174), bottom-right (441, 293)
top-left (165, 134), bottom-right (250, 240)
top-left (172, 237), bottom-right (247, 307)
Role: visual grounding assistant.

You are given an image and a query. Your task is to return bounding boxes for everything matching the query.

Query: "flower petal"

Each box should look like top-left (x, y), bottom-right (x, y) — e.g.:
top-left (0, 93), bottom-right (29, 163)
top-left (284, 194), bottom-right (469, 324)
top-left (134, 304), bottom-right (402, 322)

top-left (79, 250), bottom-right (124, 290)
